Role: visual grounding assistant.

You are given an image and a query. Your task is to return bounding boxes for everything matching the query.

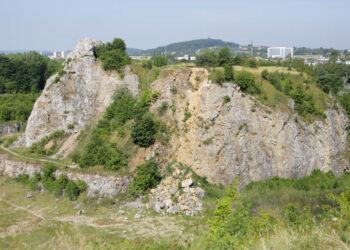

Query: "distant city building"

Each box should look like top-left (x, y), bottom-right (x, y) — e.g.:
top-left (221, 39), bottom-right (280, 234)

top-left (50, 51), bottom-right (66, 59)
top-left (294, 55), bottom-right (329, 66)
top-left (267, 47), bottom-right (293, 59)
top-left (130, 55), bottom-right (151, 60)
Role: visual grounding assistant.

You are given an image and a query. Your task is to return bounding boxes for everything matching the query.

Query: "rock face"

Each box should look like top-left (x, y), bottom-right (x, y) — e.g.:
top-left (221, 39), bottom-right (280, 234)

top-left (151, 68), bottom-right (349, 185)
top-left (19, 38), bottom-right (139, 147)
top-left (0, 154), bottom-right (132, 197)
top-left (0, 122), bottom-right (25, 135)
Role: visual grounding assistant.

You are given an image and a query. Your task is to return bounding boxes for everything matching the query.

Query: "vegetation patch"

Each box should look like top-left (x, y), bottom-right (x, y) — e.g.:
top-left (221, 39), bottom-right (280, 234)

top-left (94, 38), bottom-right (131, 75)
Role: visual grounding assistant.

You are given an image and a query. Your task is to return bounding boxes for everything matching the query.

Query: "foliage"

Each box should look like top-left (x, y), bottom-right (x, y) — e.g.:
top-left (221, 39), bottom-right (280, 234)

top-left (152, 56), bottom-right (168, 67)
top-left (65, 181), bottom-right (80, 201)
top-left (196, 50), bottom-right (217, 67)
top-left (245, 58), bottom-right (258, 68)
top-left (157, 102), bottom-right (168, 116)
top-left (223, 95), bottom-right (231, 104)
top-left (217, 47), bottom-right (232, 66)
top-left (0, 93), bottom-right (39, 122)
top-left (129, 159), bottom-right (161, 196)
top-left (224, 64), bottom-right (234, 82)
top-left (290, 84), bottom-right (324, 118)
top-left (209, 70), bottom-right (225, 85)
top-left (261, 69), bottom-right (269, 80)
top-left (267, 71), bottom-right (283, 91)
top-left (94, 38), bottom-right (131, 73)
top-left (315, 63), bottom-right (348, 93)
top-left (28, 130), bottom-right (65, 156)
top-left (236, 71), bottom-right (261, 94)
top-left (0, 52), bottom-right (62, 94)
top-left (208, 180), bottom-right (275, 249)
top-left (131, 112), bottom-right (159, 147)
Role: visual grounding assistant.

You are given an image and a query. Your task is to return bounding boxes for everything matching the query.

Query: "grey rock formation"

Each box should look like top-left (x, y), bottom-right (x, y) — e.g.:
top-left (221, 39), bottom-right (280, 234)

top-left (150, 165), bottom-right (206, 215)
top-left (0, 122), bottom-right (25, 135)
top-left (151, 68), bottom-right (349, 185)
top-left (0, 154), bottom-right (132, 197)
top-left (17, 38), bottom-right (139, 147)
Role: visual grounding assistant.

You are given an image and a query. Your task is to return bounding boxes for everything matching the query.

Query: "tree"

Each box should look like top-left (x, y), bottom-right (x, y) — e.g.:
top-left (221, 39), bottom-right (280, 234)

top-left (224, 64), bottom-right (234, 82)
top-left (94, 38), bottom-right (131, 73)
top-left (131, 113), bottom-right (159, 147)
top-left (217, 47), bottom-right (232, 66)
top-left (196, 50), bottom-right (217, 67)
top-left (152, 56), bottom-right (168, 67)
top-left (236, 71), bottom-right (261, 94)
top-left (129, 159), bottom-right (161, 196)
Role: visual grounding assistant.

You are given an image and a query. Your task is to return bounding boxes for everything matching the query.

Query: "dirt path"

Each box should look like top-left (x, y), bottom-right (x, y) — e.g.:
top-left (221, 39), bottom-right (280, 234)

top-left (0, 198), bottom-right (45, 220)
top-left (0, 145), bottom-right (65, 166)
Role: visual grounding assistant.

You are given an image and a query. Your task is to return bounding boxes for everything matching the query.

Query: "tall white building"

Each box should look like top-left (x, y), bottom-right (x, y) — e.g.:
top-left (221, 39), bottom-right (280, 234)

top-left (267, 47), bottom-right (293, 59)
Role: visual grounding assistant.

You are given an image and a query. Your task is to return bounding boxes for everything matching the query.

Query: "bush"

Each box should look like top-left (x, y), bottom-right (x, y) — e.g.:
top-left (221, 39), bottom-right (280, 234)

top-left (224, 64), bottom-right (234, 82)
top-left (261, 69), bottom-right (269, 80)
top-left (65, 181), bottom-right (80, 201)
top-left (196, 50), bottom-right (217, 67)
top-left (158, 102), bottom-right (168, 116)
top-left (223, 96), bottom-right (231, 104)
top-left (94, 38), bottom-right (131, 73)
top-left (131, 113), bottom-right (159, 147)
top-left (236, 71), bottom-right (261, 94)
top-left (152, 56), bottom-right (167, 67)
top-left (209, 70), bottom-right (225, 85)
top-left (129, 159), bottom-right (161, 196)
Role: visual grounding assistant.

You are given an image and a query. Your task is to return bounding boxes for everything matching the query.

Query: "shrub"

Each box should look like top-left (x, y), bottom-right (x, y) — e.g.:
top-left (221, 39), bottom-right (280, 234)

top-left (65, 181), bottom-right (80, 201)
top-left (224, 64), bottom-right (234, 82)
top-left (76, 180), bottom-right (88, 193)
top-left (209, 70), bottom-right (225, 85)
top-left (16, 174), bottom-right (30, 184)
top-left (261, 69), bottom-right (269, 80)
top-left (196, 50), bottom-right (217, 67)
top-left (158, 102), bottom-right (168, 116)
top-left (129, 159), bottom-right (161, 196)
top-left (67, 124), bottom-right (74, 129)
top-left (152, 56), bottom-right (167, 67)
top-left (94, 38), bottom-right (131, 73)
top-left (236, 71), bottom-right (261, 94)
top-left (131, 113), bottom-right (159, 147)
top-left (223, 96), bottom-right (231, 104)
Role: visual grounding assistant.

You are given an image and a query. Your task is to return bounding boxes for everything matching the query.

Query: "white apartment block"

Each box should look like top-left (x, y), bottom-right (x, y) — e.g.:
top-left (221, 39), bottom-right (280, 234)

top-left (267, 47), bottom-right (293, 59)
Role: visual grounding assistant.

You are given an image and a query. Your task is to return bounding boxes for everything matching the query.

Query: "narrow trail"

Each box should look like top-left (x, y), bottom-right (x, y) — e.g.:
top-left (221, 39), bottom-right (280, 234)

top-left (0, 145), bottom-right (65, 166)
top-left (0, 198), bottom-right (45, 220)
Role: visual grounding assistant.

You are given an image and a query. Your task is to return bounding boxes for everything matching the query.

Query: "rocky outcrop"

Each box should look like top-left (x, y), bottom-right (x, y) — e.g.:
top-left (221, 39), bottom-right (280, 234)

top-left (151, 68), bottom-right (349, 185)
top-left (17, 38), bottom-right (139, 147)
top-left (0, 122), bottom-right (25, 135)
top-left (0, 154), bottom-right (132, 197)
top-left (150, 164), bottom-right (206, 215)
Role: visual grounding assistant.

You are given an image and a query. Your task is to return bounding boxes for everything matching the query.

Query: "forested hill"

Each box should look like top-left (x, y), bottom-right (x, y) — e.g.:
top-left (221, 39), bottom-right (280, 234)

top-left (127, 38), bottom-right (240, 56)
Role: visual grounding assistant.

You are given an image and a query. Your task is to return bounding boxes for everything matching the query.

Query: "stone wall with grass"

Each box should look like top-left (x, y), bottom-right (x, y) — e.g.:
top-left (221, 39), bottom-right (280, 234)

top-left (0, 154), bottom-right (132, 197)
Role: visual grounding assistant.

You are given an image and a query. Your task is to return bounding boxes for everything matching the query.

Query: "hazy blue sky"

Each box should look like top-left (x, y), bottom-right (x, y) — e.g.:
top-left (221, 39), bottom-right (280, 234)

top-left (1, 0), bottom-right (349, 51)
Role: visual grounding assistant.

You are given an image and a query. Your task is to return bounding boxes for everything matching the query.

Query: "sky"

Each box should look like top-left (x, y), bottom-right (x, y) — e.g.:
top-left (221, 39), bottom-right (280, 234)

top-left (0, 0), bottom-right (349, 51)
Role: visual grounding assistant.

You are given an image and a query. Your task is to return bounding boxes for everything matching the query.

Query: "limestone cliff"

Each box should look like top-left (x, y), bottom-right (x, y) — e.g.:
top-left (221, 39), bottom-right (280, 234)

top-left (151, 68), bottom-right (349, 185)
top-left (17, 38), bottom-right (139, 147)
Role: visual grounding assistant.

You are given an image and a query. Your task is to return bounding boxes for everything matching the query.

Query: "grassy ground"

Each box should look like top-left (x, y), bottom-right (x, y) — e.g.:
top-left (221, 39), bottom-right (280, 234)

top-left (1, 170), bottom-right (350, 249)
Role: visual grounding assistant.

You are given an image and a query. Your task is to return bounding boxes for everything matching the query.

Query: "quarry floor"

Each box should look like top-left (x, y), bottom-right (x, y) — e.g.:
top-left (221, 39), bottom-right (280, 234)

top-left (0, 176), bottom-right (208, 249)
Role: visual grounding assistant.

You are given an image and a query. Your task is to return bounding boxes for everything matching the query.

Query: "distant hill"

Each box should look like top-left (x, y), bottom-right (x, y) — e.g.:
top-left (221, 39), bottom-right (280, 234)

top-left (127, 38), bottom-right (240, 56)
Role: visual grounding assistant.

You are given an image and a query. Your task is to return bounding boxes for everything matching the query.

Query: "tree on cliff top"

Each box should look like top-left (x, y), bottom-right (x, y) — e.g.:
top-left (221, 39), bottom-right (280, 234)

top-left (94, 38), bottom-right (131, 74)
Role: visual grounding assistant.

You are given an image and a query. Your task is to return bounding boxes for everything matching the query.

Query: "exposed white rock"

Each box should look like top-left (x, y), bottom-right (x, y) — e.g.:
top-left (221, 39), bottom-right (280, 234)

top-left (0, 154), bottom-right (132, 198)
top-left (16, 38), bottom-right (139, 147)
top-left (151, 68), bottom-right (350, 185)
